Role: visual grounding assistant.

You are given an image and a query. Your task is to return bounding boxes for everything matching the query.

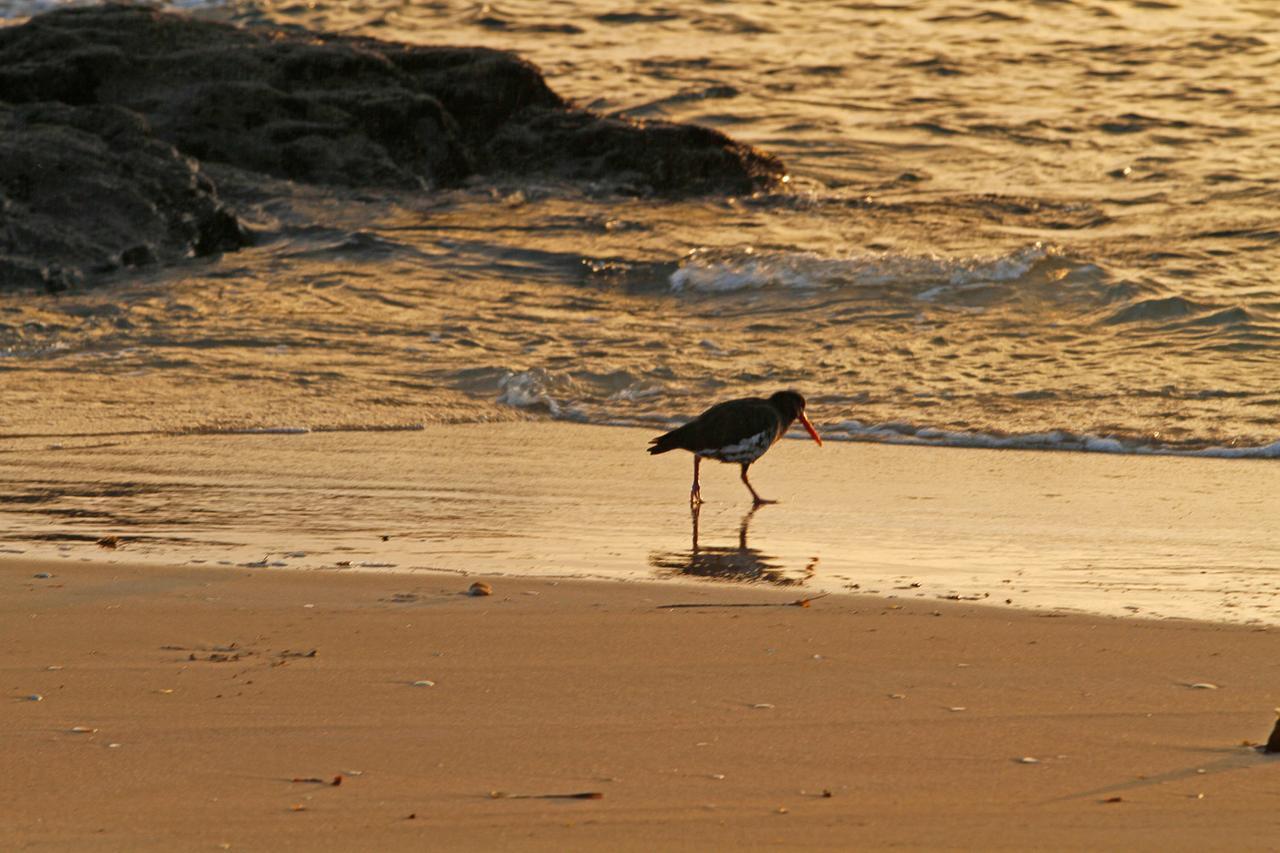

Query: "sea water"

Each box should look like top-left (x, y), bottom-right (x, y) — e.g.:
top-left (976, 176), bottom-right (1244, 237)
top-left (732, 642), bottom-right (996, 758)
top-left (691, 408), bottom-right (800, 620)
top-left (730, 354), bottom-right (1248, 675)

top-left (2, 0), bottom-right (1278, 456)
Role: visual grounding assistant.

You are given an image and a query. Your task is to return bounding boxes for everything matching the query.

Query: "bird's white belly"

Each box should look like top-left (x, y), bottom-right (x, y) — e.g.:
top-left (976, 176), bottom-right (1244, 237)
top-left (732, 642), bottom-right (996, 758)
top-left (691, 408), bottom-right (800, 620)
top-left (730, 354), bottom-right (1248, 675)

top-left (697, 429), bottom-right (775, 463)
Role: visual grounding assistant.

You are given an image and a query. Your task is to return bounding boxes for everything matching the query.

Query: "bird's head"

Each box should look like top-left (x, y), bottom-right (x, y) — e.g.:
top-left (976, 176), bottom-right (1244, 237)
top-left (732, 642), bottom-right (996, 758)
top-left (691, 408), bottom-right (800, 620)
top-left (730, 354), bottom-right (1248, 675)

top-left (769, 390), bottom-right (822, 446)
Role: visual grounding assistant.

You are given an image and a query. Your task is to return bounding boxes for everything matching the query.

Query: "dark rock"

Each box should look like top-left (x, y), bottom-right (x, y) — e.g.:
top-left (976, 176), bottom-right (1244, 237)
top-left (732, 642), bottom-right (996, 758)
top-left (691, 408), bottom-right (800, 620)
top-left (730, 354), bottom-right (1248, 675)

top-left (0, 101), bottom-right (251, 292)
top-left (487, 110), bottom-right (781, 195)
top-left (0, 5), bottom-right (783, 194)
top-left (0, 5), bottom-right (783, 287)
top-left (1266, 713), bottom-right (1280, 754)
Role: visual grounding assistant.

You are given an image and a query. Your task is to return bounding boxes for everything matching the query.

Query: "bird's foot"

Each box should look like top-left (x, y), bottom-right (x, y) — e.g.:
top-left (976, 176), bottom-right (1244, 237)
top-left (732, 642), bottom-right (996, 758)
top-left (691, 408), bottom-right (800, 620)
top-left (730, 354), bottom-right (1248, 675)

top-left (751, 497), bottom-right (777, 508)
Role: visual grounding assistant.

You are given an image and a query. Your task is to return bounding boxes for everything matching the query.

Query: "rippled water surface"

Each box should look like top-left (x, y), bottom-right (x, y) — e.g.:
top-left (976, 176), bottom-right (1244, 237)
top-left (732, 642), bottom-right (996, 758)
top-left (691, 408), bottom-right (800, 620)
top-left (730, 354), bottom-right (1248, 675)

top-left (2, 0), bottom-right (1279, 456)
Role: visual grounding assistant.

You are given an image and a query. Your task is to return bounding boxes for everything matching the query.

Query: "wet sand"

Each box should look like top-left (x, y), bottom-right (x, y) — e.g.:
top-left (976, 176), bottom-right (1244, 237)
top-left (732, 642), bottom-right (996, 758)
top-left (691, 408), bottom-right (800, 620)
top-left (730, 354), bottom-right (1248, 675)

top-left (3, 559), bottom-right (1278, 851)
top-left (2, 422), bottom-right (1277, 623)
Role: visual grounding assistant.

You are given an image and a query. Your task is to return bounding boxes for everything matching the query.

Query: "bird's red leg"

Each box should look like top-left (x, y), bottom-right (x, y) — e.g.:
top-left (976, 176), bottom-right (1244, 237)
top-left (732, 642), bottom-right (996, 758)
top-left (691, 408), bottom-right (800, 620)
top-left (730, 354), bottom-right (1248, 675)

top-left (740, 463), bottom-right (776, 507)
top-left (690, 456), bottom-right (704, 506)
top-left (690, 500), bottom-right (701, 550)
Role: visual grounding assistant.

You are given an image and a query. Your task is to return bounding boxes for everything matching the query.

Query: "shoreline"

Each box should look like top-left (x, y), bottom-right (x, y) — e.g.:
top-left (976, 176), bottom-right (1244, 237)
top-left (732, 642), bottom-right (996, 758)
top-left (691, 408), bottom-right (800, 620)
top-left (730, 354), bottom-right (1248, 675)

top-left (6, 415), bottom-right (1280, 460)
top-left (2, 422), bottom-right (1276, 626)
top-left (4, 559), bottom-right (1278, 851)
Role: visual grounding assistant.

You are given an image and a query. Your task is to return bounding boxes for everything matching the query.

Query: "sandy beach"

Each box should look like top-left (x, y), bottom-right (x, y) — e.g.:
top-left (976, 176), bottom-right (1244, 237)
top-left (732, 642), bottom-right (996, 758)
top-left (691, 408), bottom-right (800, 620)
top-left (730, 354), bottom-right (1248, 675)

top-left (4, 558), bottom-right (1278, 852)
top-left (3, 423), bottom-right (1278, 849)
top-left (4, 1), bottom-right (1280, 850)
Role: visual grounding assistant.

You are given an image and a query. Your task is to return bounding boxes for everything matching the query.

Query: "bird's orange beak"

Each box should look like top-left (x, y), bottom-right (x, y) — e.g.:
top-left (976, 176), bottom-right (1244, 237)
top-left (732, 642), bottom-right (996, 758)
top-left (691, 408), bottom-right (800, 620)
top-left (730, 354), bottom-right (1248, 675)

top-left (797, 410), bottom-right (822, 446)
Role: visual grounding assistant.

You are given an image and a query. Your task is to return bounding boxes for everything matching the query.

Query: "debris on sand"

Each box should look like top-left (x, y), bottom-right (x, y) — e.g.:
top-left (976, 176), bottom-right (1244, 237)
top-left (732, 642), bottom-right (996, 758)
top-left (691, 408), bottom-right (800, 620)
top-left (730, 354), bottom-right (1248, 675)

top-left (291, 775), bottom-right (343, 786)
top-left (489, 790), bottom-right (602, 800)
top-left (468, 581), bottom-right (494, 597)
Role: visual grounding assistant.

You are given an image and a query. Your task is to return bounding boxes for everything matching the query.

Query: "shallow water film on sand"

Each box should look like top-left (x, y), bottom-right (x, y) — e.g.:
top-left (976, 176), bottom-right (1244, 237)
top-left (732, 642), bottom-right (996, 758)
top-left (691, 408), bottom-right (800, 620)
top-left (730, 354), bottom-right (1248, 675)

top-left (2, 0), bottom-right (1278, 457)
top-left (3, 426), bottom-right (1278, 624)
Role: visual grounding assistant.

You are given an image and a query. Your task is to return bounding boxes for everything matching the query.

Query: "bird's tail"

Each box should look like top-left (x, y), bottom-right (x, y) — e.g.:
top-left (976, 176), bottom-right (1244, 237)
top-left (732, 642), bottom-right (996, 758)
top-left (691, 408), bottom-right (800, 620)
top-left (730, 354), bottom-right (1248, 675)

top-left (647, 426), bottom-right (687, 455)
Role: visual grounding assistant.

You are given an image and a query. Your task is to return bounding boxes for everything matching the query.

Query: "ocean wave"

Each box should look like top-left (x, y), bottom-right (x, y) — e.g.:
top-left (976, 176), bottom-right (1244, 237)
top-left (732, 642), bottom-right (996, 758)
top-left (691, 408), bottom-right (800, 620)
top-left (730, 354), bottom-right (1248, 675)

top-left (827, 420), bottom-right (1280, 459)
top-left (206, 416), bottom-right (1275, 459)
top-left (496, 368), bottom-right (585, 420)
top-left (495, 368), bottom-right (677, 419)
top-left (668, 243), bottom-right (1058, 294)
top-left (1103, 296), bottom-right (1204, 324)
top-left (1103, 297), bottom-right (1257, 328)
top-left (483, 367), bottom-right (1280, 460)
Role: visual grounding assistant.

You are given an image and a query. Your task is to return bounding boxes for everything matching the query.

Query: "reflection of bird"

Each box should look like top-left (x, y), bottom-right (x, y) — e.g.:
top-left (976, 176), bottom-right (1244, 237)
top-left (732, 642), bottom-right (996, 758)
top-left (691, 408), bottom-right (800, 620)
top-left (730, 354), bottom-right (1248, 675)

top-left (649, 504), bottom-right (816, 586)
top-left (647, 390), bottom-right (822, 506)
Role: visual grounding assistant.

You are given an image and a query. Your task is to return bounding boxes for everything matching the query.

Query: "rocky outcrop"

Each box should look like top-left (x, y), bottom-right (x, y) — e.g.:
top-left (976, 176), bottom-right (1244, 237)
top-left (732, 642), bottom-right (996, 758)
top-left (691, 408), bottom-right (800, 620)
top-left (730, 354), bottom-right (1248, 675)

top-left (0, 4), bottom-right (785, 289)
top-left (0, 101), bottom-right (250, 292)
top-left (0, 5), bottom-right (783, 193)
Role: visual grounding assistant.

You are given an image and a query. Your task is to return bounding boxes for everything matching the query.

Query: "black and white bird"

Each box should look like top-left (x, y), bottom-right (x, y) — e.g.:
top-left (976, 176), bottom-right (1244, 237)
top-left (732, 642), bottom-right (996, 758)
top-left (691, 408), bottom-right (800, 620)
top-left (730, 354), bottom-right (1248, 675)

top-left (647, 390), bottom-right (822, 506)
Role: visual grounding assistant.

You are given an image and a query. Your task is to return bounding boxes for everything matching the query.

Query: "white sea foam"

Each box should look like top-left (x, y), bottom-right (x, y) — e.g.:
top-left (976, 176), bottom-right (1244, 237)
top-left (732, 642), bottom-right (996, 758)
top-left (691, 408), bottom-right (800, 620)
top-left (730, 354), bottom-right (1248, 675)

top-left (496, 368), bottom-right (589, 421)
top-left (827, 420), bottom-right (1280, 459)
top-left (669, 244), bottom-right (1054, 294)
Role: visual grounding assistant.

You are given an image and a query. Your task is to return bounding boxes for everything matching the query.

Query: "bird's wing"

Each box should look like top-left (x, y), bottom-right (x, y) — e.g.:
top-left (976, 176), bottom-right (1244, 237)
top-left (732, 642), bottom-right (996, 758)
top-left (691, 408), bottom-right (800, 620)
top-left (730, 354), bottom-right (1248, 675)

top-left (685, 400), bottom-right (781, 452)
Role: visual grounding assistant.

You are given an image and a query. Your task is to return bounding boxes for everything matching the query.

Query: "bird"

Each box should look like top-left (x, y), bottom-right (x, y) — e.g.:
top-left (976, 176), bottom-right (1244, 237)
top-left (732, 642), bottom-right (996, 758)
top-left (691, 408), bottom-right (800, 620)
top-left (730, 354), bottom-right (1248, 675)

top-left (647, 390), bottom-right (822, 506)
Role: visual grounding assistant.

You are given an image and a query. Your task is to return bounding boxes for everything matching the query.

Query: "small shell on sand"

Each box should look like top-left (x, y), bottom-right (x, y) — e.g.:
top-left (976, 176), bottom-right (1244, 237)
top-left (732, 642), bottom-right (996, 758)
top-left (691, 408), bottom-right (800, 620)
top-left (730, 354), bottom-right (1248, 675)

top-left (468, 581), bottom-right (493, 597)
top-left (412, 680), bottom-right (435, 687)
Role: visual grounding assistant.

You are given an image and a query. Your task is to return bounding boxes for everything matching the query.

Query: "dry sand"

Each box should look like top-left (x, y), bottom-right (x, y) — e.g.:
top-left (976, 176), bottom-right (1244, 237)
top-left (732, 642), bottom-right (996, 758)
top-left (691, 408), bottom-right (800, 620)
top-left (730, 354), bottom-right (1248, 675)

top-left (4, 559), bottom-right (1278, 851)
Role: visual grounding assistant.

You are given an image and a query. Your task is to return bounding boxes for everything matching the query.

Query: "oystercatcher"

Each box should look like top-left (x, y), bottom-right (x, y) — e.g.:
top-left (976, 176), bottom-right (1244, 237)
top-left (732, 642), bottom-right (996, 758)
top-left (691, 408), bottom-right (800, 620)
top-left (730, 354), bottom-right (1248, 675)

top-left (647, 390), bottom-right (822, 506)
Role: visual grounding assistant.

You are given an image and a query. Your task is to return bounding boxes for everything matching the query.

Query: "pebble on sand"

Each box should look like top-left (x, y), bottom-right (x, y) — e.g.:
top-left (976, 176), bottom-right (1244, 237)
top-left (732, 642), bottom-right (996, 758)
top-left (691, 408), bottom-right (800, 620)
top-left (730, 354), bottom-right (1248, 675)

top-left (468, 581), bottom-right (493, 597)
